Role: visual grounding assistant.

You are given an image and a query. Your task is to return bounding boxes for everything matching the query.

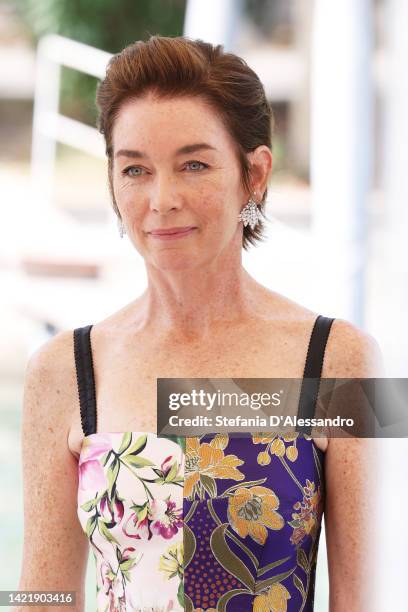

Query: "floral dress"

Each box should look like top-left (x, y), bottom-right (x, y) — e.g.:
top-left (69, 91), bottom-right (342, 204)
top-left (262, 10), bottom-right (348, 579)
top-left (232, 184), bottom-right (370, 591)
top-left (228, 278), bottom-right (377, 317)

top-left (77, 431), bottom-right (324, 612)
top-left (75, 314), bottom-right (334, 611)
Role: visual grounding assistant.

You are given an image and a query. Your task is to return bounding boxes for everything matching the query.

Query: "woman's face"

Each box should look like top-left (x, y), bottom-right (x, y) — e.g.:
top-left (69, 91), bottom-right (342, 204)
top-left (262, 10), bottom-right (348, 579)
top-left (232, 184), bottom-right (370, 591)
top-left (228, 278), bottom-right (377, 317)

top-left (110, 92), bottom-right (251, 271)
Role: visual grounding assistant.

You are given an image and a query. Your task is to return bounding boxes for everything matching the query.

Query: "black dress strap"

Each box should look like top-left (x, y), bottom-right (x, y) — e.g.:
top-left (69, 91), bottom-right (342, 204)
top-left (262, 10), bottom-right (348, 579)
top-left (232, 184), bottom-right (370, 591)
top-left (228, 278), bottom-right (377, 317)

top-left (296, 315), bottom-right (335, 434)
top-left (73, 324), bottom-right (97, 436)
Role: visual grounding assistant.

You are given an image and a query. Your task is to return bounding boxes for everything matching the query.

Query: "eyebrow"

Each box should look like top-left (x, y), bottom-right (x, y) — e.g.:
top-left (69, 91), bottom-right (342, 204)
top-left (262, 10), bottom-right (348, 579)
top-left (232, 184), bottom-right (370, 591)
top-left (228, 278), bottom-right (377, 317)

top-left (115, 142), bottom-right (217, 159)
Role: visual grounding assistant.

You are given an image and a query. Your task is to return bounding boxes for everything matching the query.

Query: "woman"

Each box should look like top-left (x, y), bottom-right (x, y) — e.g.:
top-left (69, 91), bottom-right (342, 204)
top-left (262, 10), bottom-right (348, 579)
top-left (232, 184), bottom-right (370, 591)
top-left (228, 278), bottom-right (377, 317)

top-left (18, 35), bottom-right (383, 611)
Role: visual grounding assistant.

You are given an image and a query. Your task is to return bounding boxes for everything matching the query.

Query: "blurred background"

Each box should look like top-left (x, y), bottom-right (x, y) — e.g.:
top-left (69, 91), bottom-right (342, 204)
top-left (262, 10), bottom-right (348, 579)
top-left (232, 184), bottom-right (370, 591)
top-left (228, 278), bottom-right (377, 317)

top-left (0, 0), bottom-right (407, 610)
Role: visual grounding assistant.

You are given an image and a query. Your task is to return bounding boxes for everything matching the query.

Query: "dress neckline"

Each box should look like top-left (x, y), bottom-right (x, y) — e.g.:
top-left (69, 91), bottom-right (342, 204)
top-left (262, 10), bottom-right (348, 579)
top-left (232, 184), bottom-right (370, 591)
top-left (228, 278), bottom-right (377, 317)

top-left (78, 430), bottom-right (325, 460)
top-left (84, 431), bottom-right (157, 437)
top-left (78, 430), bottom-right (187, 460)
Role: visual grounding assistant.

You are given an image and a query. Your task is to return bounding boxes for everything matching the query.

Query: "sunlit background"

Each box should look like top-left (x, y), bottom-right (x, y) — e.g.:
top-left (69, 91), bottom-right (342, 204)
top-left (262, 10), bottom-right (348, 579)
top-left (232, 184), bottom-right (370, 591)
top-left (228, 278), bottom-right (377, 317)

top-left (0, 0), bottom-right (407, 610)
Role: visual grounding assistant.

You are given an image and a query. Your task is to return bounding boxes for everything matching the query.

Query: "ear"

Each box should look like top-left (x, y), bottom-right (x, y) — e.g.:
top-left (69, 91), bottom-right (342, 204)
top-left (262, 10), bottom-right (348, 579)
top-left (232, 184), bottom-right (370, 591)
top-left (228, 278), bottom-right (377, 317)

top-left (247, 146), bottom-right (273, 200)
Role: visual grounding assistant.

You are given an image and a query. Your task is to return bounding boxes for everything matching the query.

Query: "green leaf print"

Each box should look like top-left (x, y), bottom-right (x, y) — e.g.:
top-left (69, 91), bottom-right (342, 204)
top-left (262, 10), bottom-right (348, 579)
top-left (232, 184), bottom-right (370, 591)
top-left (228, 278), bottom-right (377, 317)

top-left (98, 519), bottom-right (120, 545)
top-left (121, 454), bottom-right (155, 469)
top-left (200, 474), bottom-right (217, 498)
top-left (254, 567), bottom-right (295, 593)
top-left (164, 461), bottom-right (179, 483)
top-left (288, 518), bottom-right (302, 528)
top-left (297, 547), bottom-right (310, 573)
top-left (129, 501), bottom-right (149, 517)
top-left (101, 451), bottom-right (111, 466)
top-left (107, 457), bottom-right (120, 499)
top-left (85, 515), bottom-right (98, 538)
top-left (122, 434), bottom-right (148, 456)
top-left (182, 523), bottom-right (196, 570)
top-left (210, 523), bottom-right (255, 592)
top-left (81, 492), bottom-right (103, 512)
top-left (293, 572), bottom-right (307, 600)
top-left (120, 557), bottom-right (137, 572)
top-left (118, 432), bottom-right (132, 454)
top-left (184, 594), bottom-right (194, 612)
top-left (256, 555), bottom-right (292, 577)
top-left (177, 580), bottom-right (184, 607)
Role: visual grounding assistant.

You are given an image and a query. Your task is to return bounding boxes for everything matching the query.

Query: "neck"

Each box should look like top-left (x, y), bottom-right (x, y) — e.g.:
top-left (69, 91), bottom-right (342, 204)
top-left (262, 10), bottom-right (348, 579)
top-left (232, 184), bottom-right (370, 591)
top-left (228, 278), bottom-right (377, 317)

top-left (136, 244), bottom-right (260, 339)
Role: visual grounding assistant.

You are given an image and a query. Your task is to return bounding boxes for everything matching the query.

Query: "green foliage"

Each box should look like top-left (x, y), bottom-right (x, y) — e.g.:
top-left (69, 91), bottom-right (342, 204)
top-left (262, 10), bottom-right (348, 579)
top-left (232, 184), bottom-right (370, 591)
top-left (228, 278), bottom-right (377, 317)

top-left (16, 0), bottom-right (187, 124)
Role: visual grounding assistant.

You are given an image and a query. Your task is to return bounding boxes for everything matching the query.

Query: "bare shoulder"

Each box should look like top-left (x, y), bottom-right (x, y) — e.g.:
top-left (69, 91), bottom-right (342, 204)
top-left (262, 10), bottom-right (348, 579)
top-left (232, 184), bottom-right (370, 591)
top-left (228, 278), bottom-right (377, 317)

top-left (24, 329), bottom-right (77, 394)
top-left (22, 329), bottom-right (78, 441)
top-left (26, 328), bottom-right (74, 372)
top-left (323, 317), bottom-right (385, 378)
top-left (310, 318), bottom-right (384, 455)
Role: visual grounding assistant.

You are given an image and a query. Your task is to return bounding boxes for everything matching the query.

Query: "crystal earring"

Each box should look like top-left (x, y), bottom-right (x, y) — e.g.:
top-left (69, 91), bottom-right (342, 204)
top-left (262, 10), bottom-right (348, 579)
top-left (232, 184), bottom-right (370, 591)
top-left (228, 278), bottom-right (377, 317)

top-left (238, 193), bottom-right (262, 230)
top-left (117, 216), bottom-right (126, 238)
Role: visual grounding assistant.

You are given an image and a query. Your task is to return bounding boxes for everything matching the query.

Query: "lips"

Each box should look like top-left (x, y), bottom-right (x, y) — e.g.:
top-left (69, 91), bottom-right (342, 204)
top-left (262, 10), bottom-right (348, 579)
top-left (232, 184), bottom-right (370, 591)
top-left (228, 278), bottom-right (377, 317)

top-left (149, 226), bottom-right (197, 236)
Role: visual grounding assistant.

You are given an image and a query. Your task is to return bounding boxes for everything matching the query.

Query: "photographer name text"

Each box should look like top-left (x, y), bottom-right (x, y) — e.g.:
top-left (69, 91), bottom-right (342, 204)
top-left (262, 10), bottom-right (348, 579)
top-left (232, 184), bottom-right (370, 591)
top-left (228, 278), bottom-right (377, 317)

top-left (167, 415), bottom-right (354, 428)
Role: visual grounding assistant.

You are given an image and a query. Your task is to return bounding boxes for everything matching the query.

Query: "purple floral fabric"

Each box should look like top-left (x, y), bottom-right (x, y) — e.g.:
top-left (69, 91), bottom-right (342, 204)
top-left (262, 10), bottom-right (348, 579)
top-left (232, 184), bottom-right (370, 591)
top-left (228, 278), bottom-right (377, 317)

top-left (183, 432), bottom-right (325, 612)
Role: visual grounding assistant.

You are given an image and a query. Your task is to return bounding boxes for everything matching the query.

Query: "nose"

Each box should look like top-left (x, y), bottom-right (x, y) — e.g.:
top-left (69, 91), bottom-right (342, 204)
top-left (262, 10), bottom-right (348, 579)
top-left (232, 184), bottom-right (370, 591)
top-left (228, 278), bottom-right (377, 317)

top-left (149, 175), bottom-right (182, 214)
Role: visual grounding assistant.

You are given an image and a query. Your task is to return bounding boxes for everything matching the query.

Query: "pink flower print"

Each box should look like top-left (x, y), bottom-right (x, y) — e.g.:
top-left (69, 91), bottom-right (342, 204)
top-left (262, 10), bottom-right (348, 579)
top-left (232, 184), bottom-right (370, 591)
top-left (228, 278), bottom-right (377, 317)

top-left (149, 497), bottom-right (183, 539)
top-left (79, 435), bottom-right (111, 491)
top-left (78, 459), bottom-right (106, 491)
top-left (123, 510), bottom-right (152, 540)
top-left (99, 492), bottom-right (125, 526)
top-left (160, 454), bottom-right (182, 484)
top-left (81, 434), bottom-right (112, 461)
top-left (161, 455), bottom-right (174, 475)
top-left (121, 546), bottom-right (136, 561)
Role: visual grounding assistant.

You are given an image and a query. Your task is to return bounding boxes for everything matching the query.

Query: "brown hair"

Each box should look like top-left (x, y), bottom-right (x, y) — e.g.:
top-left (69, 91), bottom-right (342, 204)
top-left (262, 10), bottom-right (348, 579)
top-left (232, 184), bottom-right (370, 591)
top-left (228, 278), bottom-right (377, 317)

top-left (96, 35), bottom-right (274, 249)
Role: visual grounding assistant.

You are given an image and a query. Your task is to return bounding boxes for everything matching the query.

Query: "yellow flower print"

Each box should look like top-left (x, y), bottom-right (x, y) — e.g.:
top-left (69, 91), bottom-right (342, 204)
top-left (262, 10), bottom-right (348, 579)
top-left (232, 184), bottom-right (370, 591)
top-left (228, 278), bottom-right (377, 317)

top-left (227, 485), bottom-right (284, 545)
top-left (270, 438), bottom-right (286, 456)
top-left (257, 450), bottom-right (271, 466)
top-left (184, 436), bottom-right (244, 498)
top-left (253, 582), bottom-right (291, 612)
top-left (286, 444), bottom-right (298, 461)
top-left (253, 432), bottom-right (300, 464)
top-left (158, 541), bottom-right (183, 580)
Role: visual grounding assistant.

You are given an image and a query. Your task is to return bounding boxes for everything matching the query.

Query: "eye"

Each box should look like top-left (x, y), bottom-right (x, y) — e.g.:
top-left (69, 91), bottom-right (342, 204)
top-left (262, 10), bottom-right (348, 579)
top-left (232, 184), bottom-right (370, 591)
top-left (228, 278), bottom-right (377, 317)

top-left (122, 166), bottom-right (145, 177)
top-left (121, 161), bottom-right (208, 177)
top-left (185, 160), bottom-right (208, 171)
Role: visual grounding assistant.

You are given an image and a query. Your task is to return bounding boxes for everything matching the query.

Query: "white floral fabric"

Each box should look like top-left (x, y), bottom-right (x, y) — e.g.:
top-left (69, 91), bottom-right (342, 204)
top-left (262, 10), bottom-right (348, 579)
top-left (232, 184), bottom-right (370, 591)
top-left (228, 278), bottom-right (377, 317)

top-left (77, 432), bottom-right (185, 612)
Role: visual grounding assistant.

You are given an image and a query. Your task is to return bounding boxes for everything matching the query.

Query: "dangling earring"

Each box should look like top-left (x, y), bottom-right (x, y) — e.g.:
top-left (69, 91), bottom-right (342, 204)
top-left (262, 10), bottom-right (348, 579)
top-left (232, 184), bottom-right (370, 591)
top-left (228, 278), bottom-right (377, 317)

top-left (238, 192), bottom-right (262, 230)
top-left (117, 216), bottom-right (126, 238)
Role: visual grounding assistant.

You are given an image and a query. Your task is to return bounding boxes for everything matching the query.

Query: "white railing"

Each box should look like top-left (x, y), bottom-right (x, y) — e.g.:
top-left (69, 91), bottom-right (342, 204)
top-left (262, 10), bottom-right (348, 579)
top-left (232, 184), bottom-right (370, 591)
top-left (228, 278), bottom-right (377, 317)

top-left (30, 34), bottom-right (112, 211)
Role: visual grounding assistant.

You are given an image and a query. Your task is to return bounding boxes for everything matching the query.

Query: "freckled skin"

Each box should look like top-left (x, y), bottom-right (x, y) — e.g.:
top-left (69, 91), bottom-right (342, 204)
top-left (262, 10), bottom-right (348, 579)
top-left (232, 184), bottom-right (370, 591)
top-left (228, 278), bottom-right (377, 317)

top-left (18, 91), bottom-right (385, 611)
top-left (111, 93), bottom-right (253, 273)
